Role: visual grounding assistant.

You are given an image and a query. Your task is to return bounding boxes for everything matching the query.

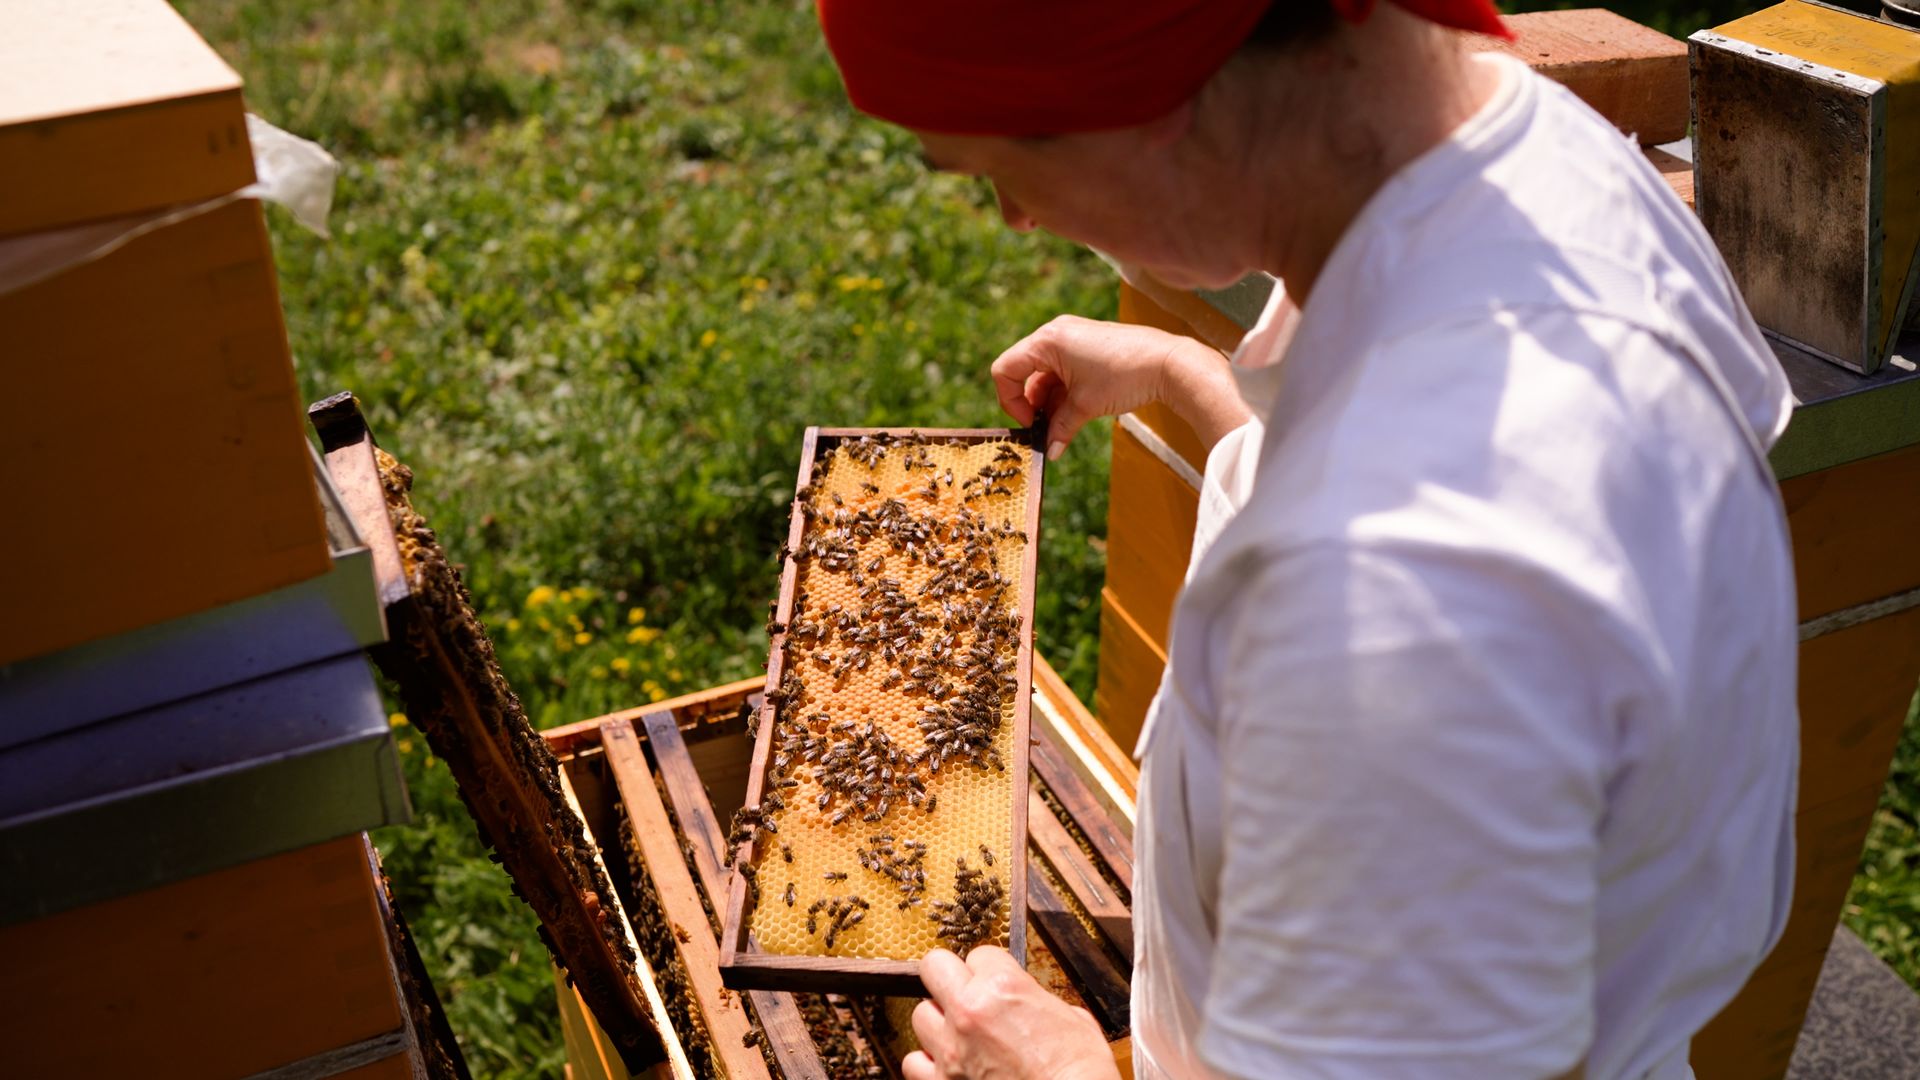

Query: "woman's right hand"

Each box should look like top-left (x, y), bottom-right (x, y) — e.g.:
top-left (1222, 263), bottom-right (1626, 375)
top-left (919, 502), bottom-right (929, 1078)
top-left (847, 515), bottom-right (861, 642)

top-left (990, 315), bottom-right (1250, 459)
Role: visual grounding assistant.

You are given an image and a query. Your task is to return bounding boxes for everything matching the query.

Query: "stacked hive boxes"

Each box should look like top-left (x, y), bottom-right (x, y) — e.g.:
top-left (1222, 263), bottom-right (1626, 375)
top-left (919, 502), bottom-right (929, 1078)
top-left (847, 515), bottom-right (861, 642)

top-left (0, 4), bottom-right (438, 1077)
top-left (0, 0), bottom-right (329, 667)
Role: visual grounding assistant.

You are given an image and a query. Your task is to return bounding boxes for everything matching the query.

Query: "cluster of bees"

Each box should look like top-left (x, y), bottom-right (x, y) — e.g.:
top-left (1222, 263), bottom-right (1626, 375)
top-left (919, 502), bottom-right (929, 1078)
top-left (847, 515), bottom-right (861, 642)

top-left (732, 432), bottom-right (1030, 958)
top-left (804, 894), bottom-right (871, 951)
top-left (929, 855), bottom-right (1007, 953)
top-left (855, 832), bottom-right (931, 908)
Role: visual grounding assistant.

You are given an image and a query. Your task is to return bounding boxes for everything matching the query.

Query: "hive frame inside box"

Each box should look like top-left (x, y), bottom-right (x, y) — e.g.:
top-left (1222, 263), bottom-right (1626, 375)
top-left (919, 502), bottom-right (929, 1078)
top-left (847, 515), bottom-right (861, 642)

top-left (719, 427), bottom-right (1046, 996)
top-left (540, 667), bottom-right (1137, 1079)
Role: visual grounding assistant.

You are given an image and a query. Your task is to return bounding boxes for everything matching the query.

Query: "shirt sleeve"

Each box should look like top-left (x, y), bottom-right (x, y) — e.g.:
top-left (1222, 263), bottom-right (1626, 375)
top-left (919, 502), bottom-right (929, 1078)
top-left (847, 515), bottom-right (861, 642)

top-left (1186, 417), bottom-right (1264, 582)
top-left (1196, 540), bottom-right (1609, 1080)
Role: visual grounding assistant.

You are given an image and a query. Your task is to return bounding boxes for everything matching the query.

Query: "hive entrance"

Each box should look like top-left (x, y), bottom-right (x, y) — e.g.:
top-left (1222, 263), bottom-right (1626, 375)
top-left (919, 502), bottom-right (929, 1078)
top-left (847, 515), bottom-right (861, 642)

top-left (735, 430), bottom-right (1039, 970)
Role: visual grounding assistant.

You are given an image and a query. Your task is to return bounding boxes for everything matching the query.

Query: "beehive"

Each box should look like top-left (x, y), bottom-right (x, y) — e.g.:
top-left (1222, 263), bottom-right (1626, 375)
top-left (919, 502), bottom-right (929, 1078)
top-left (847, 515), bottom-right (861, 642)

top-left (721, 428), bottom-right (1044, 993)
top-left (539, 668), bottom-right (1138, 1080)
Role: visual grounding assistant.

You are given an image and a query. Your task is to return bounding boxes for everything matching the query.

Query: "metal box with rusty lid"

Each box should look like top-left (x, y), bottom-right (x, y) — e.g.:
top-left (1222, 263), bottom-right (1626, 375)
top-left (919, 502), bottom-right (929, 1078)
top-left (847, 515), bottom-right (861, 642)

top-left (1691, 0), bottom-right (1920, 373)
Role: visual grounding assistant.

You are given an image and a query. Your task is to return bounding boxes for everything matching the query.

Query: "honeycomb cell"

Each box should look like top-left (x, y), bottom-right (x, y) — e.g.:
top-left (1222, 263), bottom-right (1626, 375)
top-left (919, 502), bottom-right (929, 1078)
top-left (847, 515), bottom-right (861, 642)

top-left (749, 435), bottom-right (1032, 960)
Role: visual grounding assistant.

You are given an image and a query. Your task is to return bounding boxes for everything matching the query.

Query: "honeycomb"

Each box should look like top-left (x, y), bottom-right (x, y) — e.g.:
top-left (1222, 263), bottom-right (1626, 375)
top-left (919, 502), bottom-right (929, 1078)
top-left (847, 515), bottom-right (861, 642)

top-left (747, 433), bottom-right (1033, 960)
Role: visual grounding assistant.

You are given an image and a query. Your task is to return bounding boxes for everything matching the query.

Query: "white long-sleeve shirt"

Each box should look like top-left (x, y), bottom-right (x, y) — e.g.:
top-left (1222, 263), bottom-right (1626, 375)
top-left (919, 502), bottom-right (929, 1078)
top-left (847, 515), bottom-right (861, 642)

top-left (1129, 55), bottom-right (1799, 1080)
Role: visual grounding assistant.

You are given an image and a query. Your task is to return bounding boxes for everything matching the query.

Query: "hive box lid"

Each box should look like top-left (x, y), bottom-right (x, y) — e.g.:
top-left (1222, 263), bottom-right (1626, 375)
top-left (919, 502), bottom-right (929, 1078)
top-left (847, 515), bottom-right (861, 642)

top-left (0, 653), bottom-right (412, 925)
top-left (0, 0), bottom-right (254, 235)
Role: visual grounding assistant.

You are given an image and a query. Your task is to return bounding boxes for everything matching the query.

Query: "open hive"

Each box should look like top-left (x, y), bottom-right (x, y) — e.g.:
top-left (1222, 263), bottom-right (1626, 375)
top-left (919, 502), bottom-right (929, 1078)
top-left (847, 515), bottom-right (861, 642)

top-left (541, 670), bottom-right (1138, 1080)
top-left (721, 428), bottom-right (1043, 993)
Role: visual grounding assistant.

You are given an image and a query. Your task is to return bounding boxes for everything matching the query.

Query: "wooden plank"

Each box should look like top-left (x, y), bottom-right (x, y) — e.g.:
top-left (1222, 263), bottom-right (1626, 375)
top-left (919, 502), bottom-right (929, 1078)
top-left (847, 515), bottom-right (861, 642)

top-left (1029, 728), bottom-right (1136, 891)
top-left (0, 836), bottom-right (404, 1078)
top-left (557, 770), bottom-right (696, 1080)
top-left (1692, 602), bottom-right (1920, 1079)
top-left (722, 428), bottom-right (1041, 996)
top-left (1477, 9), bottom-right (1689, 145)
top-left (1104, 422), bottom-right (1199, 649)
top-left (1033, 653), bottom-right (1139, 823)
top-left (626, 713), bottom-right (834, 1080)
top-left (601, 720), bottom-right (774, 1080)
top-left (1781, 444), bottom-right (1920, 623)
top-left (1028, 788), bottom-right (1133, 963)
top-left (544, 677), bottom-right (764, 757)
top-left (1093, 588), bottom-right (1169, 757)
top-left (638, 709), bottom-right (733, 906)
top-left (1025, 858), bottom-right (1132, 1040)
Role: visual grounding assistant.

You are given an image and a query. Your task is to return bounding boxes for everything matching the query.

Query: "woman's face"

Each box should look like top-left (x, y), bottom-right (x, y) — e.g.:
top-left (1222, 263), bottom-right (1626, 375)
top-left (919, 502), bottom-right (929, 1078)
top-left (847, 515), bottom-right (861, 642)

top-left (914, 122), bottom-right (1260, 291)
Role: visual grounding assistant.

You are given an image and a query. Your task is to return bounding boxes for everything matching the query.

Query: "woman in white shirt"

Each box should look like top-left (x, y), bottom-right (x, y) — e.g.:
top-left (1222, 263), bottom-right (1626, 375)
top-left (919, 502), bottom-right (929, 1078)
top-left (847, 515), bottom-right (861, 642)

top-left (814, 1), bottom-right (1801, 1077)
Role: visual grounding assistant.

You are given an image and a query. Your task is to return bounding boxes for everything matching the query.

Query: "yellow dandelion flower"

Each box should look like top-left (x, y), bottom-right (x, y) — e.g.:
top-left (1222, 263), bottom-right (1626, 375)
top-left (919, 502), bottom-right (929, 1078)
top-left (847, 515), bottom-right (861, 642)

top-left (611, 657), bottom-right (632, 674)
top-left (836, 275), bottom-right (864, 292)
top-left (568, 614), bottom-right (584, 631)
top-left (575, 631), bottom-right (593, 646)
top-left (650, 687), bottom-right (668, 703)
top-left (627, 606), bottom-right (647, 624)
top-left (536, 616), bottom-right (552, 632)
top-left (866, 277), bottom-right (885, 291)
top-left (627, 626), bottom-right (661, 645)
top-left (527, 585), bottom-right (556, 608)
top-left (399, 738), bottom-right (414, 754)
top-left (754, 276), bottom-right (770, 291)
top-left (506, 618), bottom-right (521, 632)
top-left (558, 589), bottom-right (575, 604)
top-left (700, 329), bottom-right (719, 348)
top-left (389, 712), bottom-right (408, 728)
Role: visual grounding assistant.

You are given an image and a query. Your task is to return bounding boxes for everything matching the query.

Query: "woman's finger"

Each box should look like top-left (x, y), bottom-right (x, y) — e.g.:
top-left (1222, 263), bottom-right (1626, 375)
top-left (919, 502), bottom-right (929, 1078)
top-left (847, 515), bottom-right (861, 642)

top-left (919, 948), bottom-right (972, 1007)
top-left (990, 340), bottom-right (1047, 424)
top-left (910, 997), bottom-right (958, 1064)
top-left (901, 1049), bottom-right (939, 1080)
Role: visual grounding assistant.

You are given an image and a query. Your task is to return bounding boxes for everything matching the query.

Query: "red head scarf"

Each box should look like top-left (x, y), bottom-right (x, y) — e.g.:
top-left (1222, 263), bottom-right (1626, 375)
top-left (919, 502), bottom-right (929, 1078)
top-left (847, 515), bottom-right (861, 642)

top-left (816, 0), bottom-right (1512, 136)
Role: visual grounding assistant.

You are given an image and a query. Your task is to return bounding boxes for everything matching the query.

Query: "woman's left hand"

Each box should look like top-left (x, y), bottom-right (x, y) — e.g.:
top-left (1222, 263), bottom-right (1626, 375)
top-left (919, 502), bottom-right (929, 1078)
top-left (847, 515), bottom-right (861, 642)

top-left (902, 946), bottom-right (1119, 1080)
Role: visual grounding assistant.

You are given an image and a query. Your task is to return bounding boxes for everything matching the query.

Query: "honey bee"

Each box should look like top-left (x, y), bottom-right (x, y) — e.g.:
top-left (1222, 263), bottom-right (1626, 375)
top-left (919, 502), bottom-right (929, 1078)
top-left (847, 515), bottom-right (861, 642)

top-left (784, 882), bottom-right (796, 906)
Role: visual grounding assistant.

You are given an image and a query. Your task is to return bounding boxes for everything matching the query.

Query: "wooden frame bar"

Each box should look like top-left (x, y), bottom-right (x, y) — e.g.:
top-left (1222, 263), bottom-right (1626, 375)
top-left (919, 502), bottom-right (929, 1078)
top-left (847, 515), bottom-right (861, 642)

top-left (720, 427), bottom-right (1046, 996)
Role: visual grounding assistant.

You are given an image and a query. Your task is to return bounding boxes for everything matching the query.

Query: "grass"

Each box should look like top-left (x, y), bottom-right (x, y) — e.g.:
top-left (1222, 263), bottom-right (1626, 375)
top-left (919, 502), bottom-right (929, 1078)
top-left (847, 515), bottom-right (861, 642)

top-left (171, 1), bottom-right (1918, 1076)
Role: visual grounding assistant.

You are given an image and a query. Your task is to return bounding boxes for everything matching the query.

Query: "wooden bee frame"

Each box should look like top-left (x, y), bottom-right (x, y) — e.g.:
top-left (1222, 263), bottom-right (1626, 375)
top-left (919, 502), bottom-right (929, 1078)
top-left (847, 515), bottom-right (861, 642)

top-left (719, 427), bottom-right (1046, 996)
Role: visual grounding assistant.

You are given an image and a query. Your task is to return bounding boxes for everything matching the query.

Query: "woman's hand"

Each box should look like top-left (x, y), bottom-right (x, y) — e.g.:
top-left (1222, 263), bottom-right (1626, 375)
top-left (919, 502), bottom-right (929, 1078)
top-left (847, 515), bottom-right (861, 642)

top-left (902, 947), bottom-right (1119, 1080)
top-left (989, 315), bottom-right (1251, 460)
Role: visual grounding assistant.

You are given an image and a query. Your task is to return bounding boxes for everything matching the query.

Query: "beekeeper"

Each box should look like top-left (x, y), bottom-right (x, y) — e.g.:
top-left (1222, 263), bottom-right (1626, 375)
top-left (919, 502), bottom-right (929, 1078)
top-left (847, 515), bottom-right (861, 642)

top-left (814, 0), bottom-right (1801, 1076)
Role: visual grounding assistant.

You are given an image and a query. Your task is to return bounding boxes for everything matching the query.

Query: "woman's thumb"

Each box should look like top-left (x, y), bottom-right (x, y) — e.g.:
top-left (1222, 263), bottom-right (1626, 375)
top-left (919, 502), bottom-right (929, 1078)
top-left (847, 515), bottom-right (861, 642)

top-left (1041, 398), bottom-right (1092, 461)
